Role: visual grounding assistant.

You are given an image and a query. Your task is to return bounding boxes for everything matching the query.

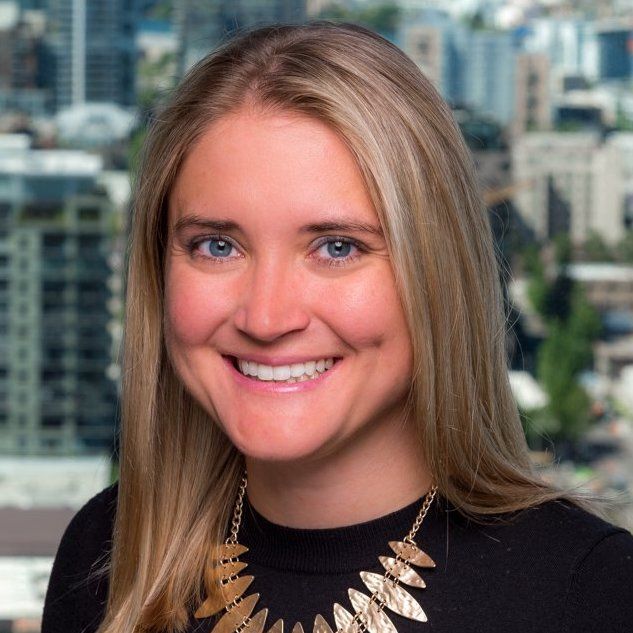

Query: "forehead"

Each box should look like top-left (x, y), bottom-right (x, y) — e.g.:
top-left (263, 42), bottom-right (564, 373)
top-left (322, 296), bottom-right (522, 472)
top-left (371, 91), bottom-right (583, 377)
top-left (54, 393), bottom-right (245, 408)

top-left (167, 109), bottom-right (379, 230)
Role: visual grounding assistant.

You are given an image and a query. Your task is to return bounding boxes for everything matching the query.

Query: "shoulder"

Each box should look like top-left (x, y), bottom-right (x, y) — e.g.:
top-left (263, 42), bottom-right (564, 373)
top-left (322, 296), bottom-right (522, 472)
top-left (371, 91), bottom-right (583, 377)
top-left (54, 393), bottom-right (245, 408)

top-left (534, 501), bottom-right (633, 633)
top-left (499, 497), bottom-right (631, 549)
top-left (429, 496), bottom-right (633, 631)
top-left (41, 483), bottom-right (118, 633)
top-left (509, 499), bottom-right (633, 631)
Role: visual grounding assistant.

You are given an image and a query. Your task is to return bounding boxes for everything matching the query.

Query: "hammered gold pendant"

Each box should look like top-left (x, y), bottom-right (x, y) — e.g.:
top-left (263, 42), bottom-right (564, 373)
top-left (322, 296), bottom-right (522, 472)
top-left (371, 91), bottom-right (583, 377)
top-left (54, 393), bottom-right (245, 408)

top-left (348, 589), bottom-right (397, 633)
top-left (313, 614), bottom-right (334, 633)
top-left (212, 593), bottom-right (260, 633)
top-left (195, 575), bottom-right (255, 618)
top-left (360, 572), bottom-right (427, 622)
top-left (388, 541), bottom-right (435, 568)
top-left (378, 556), bottom-right (426, 588)
top-left (332, 604), bottom-right (359, 633)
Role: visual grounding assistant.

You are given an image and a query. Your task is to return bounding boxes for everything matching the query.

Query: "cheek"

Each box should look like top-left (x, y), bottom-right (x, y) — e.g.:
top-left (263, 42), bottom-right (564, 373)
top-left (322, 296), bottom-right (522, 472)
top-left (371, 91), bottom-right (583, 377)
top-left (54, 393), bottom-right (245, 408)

top-left (164, 265), bottom-right (230, 347)
top-left (319, 267), bottom-right (409, 354)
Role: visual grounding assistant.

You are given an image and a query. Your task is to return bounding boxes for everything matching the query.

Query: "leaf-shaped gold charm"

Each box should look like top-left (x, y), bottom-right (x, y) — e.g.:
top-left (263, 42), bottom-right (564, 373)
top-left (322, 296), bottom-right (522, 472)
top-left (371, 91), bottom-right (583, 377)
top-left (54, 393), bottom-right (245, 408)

top-left (378, 556), bottom-right (426, 588)
top-left (388, 541), bottom-right (435, 568)
top-left (292, 623), bottom-right (305, 633)
top-left (195, 575), bottom-right (255, 618)
top-left (267, 620), bottom-right (284, 633)
top-left (210, 593), bottom-right (260, 633)
top-left (313, 614), bottom-right (334, 633)
top-left (360, 572), bottom-right (427, 622)
top-left (220, 559), bottom-right (248, 579)
top-left (243, 608), bottom-right (269, 633)
top-left (348, 589), bottom-right (397, 633)
top-left (220, 543), bottom-right (249, 559)
top-left (333, 604), bottom-right (360, 633)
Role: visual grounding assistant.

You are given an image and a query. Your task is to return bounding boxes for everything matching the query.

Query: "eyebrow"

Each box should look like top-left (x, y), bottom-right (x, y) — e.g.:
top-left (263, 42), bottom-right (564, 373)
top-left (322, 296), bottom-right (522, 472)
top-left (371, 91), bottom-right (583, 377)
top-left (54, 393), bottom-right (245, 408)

top-left (172, 214), bottom-right (385, 237)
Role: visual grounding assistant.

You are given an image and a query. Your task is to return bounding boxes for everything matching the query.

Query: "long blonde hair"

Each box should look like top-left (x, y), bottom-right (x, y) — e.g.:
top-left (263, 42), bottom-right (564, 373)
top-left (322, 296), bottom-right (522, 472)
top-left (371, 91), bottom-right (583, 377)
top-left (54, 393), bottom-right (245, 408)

top-left (104, 21), bottom-right (589, 633)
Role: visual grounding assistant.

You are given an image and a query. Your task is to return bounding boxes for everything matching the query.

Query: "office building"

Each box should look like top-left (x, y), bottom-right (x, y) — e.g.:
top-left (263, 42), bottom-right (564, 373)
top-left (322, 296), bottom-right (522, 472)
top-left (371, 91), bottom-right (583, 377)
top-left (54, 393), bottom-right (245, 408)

top-left (463, 29), bottom-right (518, 127)
top-left (0, 135), bottom-right (120, 454)
top-left (596, 22), bottom-right (633, 81)
top-left (512, 131), bottom-right (633, 246)
top-left (0, 3), bottom-right (48, 115)
top-left (400, 10), bottom-right (467, 106)
top-left (44, 0), bottom-right (139, 111)
top-left (524, 18), bottom-right (598, 83)
top-left (514, 52), bottom-right (551, 135)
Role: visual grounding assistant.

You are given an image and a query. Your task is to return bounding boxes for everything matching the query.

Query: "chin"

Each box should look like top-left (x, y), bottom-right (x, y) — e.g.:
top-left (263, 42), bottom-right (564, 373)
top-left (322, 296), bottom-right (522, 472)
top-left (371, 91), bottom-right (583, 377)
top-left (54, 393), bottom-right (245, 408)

top-left (222, 416), bottom-right (340, 464)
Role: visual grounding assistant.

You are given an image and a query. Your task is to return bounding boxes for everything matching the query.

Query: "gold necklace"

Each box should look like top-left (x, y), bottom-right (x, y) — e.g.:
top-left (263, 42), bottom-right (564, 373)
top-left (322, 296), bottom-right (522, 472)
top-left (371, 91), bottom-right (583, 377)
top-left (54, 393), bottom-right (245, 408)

top-left (195, 474), bottom-right (438, 633)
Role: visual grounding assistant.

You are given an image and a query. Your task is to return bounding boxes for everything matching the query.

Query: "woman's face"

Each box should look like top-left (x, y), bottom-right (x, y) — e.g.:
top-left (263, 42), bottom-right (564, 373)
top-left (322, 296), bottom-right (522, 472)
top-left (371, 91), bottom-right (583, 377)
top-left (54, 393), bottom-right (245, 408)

top-left (165, 108), bottom-right (413, 463)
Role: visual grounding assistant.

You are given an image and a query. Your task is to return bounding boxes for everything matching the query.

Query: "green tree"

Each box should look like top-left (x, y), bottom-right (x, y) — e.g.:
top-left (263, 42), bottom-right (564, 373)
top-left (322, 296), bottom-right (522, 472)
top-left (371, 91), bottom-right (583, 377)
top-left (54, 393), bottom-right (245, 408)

top-left (523, 244), bottom-right (548, 316)
top-left (617, 230), bottom-right (633, 263)
top-left (553, 232), bottom-right (572, 266)
top-left (583, 230), bottom-right (613, 262)
top-left (524, 240), bottom-right (601, 445)
top-left (536, 322), bottom-right (592, 441)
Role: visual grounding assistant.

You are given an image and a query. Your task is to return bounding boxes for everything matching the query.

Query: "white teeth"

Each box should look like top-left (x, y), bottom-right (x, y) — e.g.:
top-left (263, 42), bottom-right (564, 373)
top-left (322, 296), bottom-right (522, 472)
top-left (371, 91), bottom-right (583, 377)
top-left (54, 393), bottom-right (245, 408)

top-left (290, 363), bottom-right (305, 378)
top-left (272, 365), bottom-right (291, 381)
top-left (257, 365), bottom-right (274, 381)
top-left (234, 357), bottom-right (336, 382)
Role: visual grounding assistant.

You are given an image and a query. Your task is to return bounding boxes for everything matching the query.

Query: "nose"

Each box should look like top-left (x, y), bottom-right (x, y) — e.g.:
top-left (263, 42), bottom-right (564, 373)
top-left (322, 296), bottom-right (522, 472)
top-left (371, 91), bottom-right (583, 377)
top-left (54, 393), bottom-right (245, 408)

top-left (233, 256), bottom-right (311, 343)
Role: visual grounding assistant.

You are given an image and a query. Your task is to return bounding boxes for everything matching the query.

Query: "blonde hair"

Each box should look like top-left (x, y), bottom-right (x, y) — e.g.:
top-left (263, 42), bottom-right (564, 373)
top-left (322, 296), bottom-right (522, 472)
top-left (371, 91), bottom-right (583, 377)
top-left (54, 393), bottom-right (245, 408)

top-left (103, 21), bottom-right (590, 633)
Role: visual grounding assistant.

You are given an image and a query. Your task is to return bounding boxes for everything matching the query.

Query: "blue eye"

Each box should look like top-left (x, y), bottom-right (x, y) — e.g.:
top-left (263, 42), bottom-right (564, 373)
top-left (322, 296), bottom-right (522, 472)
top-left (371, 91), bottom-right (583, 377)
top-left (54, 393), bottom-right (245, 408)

top-left (314, 237), bottom-right (363, 267)
top-left (204, 238), bottom-right (233, 257)
top-left (325, 240), bottom-right (352, 258)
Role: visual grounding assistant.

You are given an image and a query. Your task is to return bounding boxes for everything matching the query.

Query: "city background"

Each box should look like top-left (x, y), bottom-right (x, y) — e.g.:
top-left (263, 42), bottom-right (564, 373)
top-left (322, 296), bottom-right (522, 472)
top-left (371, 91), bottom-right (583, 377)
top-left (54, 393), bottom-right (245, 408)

top-left (1, 0), bottom-right (633, 629)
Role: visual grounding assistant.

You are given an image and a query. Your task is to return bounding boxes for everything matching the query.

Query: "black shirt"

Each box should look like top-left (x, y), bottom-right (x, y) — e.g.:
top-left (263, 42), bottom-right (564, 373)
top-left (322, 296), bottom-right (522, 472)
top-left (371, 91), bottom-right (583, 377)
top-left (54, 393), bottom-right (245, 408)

top-left (42, 483), bottom-right (633, 633)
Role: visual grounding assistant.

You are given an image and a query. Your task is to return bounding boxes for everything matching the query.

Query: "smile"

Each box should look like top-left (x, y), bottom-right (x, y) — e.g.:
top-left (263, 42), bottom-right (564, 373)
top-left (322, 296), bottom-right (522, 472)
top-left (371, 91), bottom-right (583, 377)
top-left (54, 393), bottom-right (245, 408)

top-left (230, 357), bottom-right (336, 383)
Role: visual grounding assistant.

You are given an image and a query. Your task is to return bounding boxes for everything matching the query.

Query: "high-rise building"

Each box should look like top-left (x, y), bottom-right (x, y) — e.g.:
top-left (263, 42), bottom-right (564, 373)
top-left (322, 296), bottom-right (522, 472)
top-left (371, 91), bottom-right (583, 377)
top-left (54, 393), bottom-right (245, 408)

top-left (0, 3), bottom-right (49, 115)
top-left (596, 22), bottom-right (633, 81)
top-left (0, 135), bottom-right (120, 454)
top-left (463, 29), bottom-right (518, 127)
top-left (514, 52), bottom-right (551, 135)
top-left (175, 0), bottom-right (307, 73)
top-left (524, 18), bottom-right (598, 84)
top-left (44, 0), bottom-right (139, 111)
top-left (400, 10), bottom-right (467, 106)
top-left (512, 131), bottom-right (633, 246)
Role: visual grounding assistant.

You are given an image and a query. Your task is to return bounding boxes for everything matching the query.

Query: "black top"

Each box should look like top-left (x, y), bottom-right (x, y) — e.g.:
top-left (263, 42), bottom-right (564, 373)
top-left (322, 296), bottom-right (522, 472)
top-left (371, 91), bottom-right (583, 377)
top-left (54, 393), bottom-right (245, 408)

top-left (42, 483), bottom-right (633, 633)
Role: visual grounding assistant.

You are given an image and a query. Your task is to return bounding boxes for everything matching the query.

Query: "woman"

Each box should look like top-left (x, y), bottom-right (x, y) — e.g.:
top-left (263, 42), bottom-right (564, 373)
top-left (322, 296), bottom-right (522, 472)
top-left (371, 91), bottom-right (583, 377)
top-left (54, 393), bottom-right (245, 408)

top-left (43, 21), bottom-right (633, 633)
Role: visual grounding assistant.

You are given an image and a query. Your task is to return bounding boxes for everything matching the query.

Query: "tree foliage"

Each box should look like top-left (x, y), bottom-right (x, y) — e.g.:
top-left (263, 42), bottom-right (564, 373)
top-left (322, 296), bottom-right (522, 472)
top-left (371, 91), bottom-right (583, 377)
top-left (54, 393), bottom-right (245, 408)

top-left (617, 230), bottom-right (633, 263)
top-left (584, 230), bottom-right (613, 262)
top-left (523, 242), bottom-right (601, 443)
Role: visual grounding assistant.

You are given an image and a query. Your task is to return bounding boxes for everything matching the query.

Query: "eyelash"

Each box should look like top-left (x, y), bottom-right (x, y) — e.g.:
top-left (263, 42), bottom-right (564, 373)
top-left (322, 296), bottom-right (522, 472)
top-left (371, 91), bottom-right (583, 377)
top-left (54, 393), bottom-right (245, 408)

top-left (186, 234), bottom-right (365, 267)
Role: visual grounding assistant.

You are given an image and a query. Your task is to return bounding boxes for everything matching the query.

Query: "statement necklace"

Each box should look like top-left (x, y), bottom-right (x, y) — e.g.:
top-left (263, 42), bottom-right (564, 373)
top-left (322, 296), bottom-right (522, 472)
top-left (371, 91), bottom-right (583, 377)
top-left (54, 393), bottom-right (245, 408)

top-left (195, 474), bottom-right (438, 633)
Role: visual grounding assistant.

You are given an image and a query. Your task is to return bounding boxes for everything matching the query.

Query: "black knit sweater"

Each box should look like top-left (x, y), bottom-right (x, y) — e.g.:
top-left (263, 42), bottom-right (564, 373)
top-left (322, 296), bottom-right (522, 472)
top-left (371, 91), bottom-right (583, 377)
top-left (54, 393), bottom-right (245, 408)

top-left (42, 483), bottom-right (633, 633)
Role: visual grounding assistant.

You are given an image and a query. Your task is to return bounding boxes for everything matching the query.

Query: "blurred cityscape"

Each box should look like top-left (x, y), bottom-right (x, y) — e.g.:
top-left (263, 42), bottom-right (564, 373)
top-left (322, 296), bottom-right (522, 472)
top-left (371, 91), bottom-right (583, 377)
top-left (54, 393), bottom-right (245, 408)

top-left (1, 0), bottom-right (633, 628)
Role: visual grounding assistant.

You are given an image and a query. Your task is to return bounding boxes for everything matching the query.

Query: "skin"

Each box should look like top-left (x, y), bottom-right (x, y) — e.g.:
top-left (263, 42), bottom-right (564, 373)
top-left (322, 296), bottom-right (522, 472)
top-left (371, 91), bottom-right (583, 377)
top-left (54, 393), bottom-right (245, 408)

top-left (164, 106), bottom-right (432, 528)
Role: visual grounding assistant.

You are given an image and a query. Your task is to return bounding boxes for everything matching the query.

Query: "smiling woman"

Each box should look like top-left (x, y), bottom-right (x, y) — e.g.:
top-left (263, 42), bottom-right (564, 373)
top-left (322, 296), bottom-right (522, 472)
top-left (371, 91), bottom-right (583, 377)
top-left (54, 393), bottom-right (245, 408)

top-left (42, 20), bottom-right (633, 633)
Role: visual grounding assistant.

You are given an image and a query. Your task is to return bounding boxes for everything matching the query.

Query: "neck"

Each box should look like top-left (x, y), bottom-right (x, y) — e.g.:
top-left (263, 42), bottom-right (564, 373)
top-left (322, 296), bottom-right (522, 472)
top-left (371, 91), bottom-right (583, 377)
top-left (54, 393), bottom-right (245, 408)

top-left (245, 419), bottom-right (432, 529)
